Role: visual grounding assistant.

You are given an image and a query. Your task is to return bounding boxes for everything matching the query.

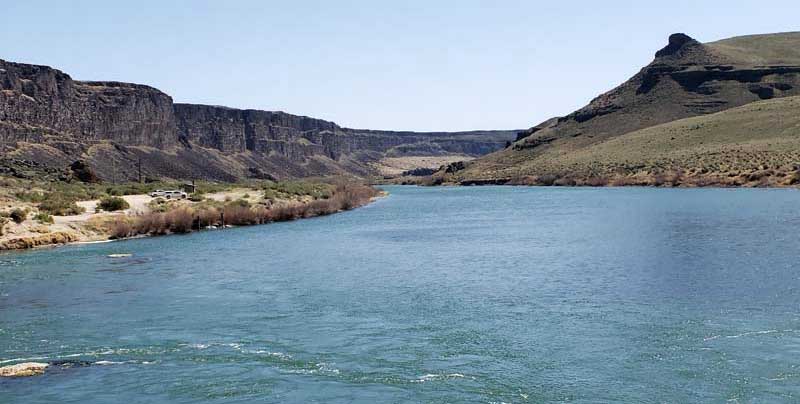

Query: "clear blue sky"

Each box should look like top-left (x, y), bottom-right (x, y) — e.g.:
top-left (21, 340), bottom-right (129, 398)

top-left (2, 1), bottom-right (798, 131)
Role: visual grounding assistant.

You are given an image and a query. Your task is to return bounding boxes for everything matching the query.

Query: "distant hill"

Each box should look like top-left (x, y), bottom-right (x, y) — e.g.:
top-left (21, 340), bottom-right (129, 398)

top-left (441, 32), bottom-right (800, 186)
top-left (0, 59), bottom-right (515, 182)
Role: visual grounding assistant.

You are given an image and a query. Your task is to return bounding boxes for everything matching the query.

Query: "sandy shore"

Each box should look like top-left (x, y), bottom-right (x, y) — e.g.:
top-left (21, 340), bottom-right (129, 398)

top-left (1, 190), bottom-right (245, 251)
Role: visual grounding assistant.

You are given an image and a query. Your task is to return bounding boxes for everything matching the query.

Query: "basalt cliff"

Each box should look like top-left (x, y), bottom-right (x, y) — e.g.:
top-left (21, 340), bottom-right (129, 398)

top-left (438, 32), bottom-right (800, 187)
top-left (0, 59), bottom-right (514, 182)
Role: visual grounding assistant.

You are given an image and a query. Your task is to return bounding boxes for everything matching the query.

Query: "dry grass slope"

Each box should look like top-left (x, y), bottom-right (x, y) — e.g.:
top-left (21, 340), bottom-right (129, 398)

top-left (449, 96), bottom-right (800, 187)
top-left (707, 32), bottom-right (800, 65)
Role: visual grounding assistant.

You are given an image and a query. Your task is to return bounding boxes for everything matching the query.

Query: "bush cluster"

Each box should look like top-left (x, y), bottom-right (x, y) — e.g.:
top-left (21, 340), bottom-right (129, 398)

top-left (39, 194), bottom-right (86, 216)
top-left (98, 196), bottom-right (130, 212)
top-left (10, 208), bottom-right (28, 224)
top-left (33, 212), bottom-right (54, 224)
top-left (111, 184), bottom-right (378, 239)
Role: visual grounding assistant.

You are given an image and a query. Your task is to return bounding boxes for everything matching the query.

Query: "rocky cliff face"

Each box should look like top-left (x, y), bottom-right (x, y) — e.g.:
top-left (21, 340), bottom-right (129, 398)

top-left (0, 60), bottom-right (177, 148)
top-left (0, 59), bottom-right (514, 181)
top-left (173, 104), bottom-right (511, 160)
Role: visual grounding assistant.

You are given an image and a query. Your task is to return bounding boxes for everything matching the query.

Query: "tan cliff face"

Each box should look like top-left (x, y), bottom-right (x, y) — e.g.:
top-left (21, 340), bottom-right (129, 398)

top-left (445, 32), bottom-right (800, 185)
top-left (0, 59), bottom-right (515, 182)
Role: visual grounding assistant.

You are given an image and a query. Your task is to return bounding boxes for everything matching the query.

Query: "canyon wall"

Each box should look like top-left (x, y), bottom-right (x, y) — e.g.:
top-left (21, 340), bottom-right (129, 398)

top-left (0, 59), bottom-right (515, 181)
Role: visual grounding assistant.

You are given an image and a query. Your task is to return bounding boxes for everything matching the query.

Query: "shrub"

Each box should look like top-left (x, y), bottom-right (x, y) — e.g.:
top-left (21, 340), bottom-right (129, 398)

top-left (109, 219), bottom-right (133, 239)
top-left (113, 182), bottom-right (378, 237)
top-left (165, 208), bottom-right (194, 233)
top-left (228, 198), bottom-right (251, 208)
top-left (262, 181), bottom-right (334, 200)
top-left (197, 208), bottom-right (220, 228)
top-left (33, 212), bottom-right (54, 224)
top-left (223, 205), bottom-right (258, 226)
top-left (14, 191), bottom-right (46, 203)
top-left (39, 194), bottom-right (86, 216)
top-left (98, 196), bottom-right (130, 212)
top-left (135, 212), bottom-right (167, 235)
top-left (10, 208), bottom-right (27, 224)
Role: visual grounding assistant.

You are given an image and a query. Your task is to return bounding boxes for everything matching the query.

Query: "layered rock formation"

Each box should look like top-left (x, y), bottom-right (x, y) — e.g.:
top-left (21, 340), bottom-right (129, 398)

top-left (0, 59), bottom-right (515, 181)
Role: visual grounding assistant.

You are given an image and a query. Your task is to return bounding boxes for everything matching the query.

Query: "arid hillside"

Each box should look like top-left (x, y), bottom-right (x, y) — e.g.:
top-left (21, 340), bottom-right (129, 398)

top-left (441, 32), bottom-right (800, 186)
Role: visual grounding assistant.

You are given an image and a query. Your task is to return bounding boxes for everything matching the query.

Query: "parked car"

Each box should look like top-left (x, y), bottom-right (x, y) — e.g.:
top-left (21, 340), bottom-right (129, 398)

top-left (164, 190), bottom-right (188, 200)
top-left (150, 190), bottom-right (188, 199)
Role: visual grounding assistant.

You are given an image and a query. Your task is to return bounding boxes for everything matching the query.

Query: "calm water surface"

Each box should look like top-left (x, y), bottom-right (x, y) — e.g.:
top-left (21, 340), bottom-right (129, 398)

top-left (2, 186), bottom-right (800, 403)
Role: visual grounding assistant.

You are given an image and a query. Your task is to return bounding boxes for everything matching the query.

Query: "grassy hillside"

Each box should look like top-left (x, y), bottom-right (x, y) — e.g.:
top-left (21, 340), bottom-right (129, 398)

top-left (707, 32), bottom-right (800, 65)
top-left (443, 32), bottom-right (800, 186)
top-left (443, 96), bottom-right (800, 187)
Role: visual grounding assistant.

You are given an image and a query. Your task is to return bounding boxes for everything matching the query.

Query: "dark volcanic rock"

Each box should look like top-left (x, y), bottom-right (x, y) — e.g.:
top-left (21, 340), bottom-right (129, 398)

top-left (0, 59), bottom-right (515, 181)
top-left (69, 159), bottom-right (100, 183)
top-left (655, 33), bottom-right (698, 58)
top-left (0, 61), bottom-right (177, 148)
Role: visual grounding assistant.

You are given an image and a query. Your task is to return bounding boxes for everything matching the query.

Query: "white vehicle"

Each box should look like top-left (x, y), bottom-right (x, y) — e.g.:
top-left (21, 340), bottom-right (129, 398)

top-left (151, 190), bottom-right (188, 199)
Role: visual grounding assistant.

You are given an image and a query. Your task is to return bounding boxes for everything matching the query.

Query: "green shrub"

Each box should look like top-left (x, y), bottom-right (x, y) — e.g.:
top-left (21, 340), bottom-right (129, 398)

top-left (98, 196), bottom-right (130, 212)
top-left (227, 199), bottom-right (251, 208)
top-left (33, 212), bottom-right (54, 224)
top-left (14, 191), bottom-right (46, 203)
top-left (194, 181), bottom-right (231, 195)
top-left (39, 195), bottom-right (86, 216)
top-left (262, 181), bottom-right (334, 200)
top-left (10, 208), bottom-right (27, 224)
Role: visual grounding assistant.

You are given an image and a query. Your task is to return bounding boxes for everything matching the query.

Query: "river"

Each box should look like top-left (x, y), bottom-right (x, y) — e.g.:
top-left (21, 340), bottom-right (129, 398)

top-left (2, 186), bottom-right (800, 402)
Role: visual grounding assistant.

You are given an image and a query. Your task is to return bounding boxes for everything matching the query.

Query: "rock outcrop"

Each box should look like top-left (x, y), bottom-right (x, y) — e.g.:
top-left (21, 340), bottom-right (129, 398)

top-left (0, 362), bottom-right (49, 377)
top-left (0, 60), bottom-right (177, 148)
top-left (0, 58), bottom-right (515, 181)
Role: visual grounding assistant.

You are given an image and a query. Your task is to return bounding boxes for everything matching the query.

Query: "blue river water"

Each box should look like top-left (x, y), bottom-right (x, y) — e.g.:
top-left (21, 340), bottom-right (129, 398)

top-left (2, 185), bottom-right (800, 403)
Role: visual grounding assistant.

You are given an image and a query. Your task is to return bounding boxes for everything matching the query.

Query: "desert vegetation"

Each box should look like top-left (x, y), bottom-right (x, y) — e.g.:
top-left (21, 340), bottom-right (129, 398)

top-left (0, 174), bottom-right (381, 250)
top-left (431, 96), bottom-right (800, 188)
top-left (98, 196), bottom-right (130, 212)
top-left (109, 183), bottom-right (379, 239)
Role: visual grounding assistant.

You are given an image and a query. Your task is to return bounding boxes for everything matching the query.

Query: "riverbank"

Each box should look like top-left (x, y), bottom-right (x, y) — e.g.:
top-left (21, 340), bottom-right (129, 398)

top-left (0, 178), bottom-right (381, 251)
top-left (385, 169), bottom-right (800, 188)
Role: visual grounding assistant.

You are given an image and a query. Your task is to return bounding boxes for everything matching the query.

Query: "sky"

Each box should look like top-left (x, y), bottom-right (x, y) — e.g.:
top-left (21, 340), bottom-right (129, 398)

top-left (2, 1), bottom-right (799, 132)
